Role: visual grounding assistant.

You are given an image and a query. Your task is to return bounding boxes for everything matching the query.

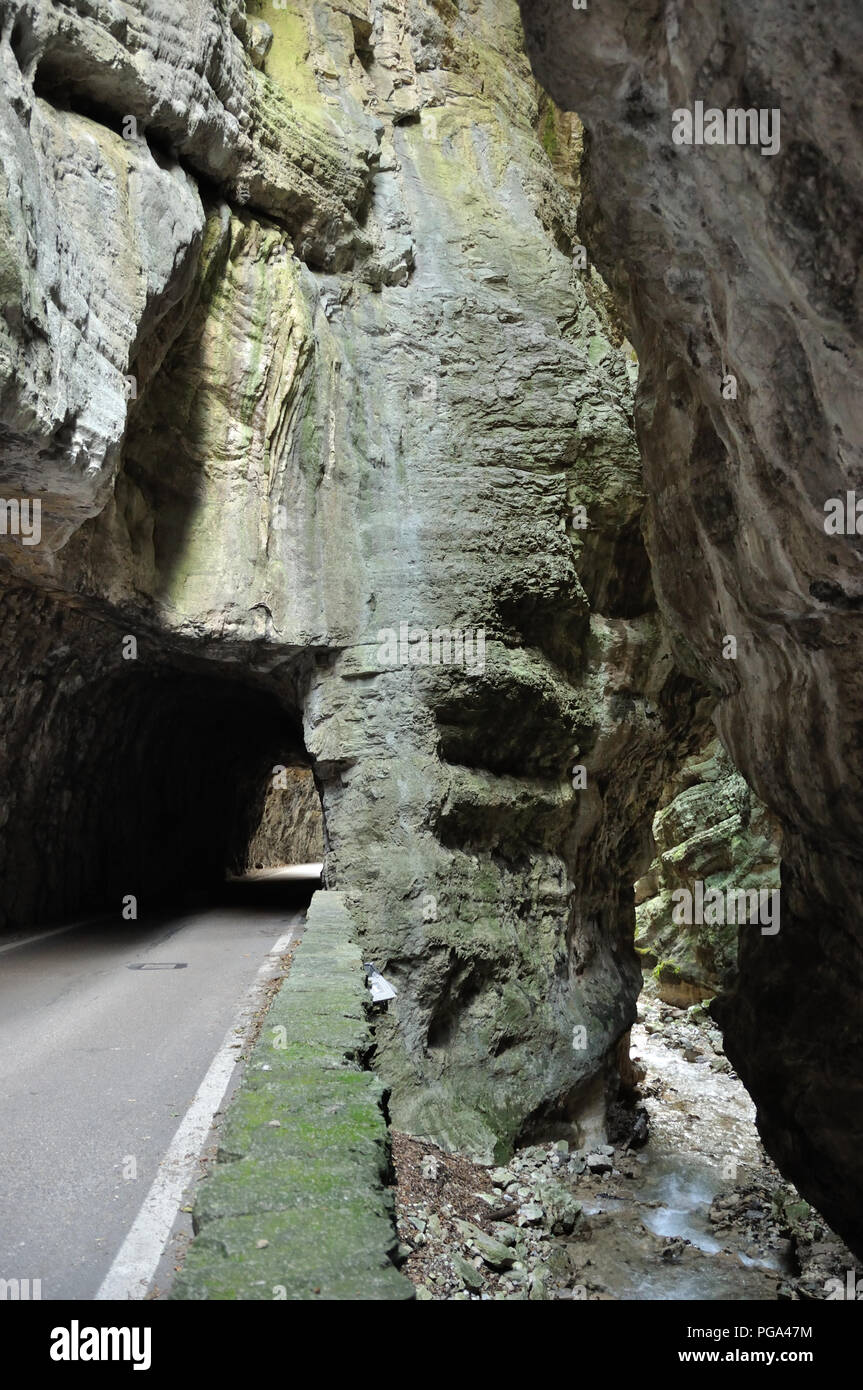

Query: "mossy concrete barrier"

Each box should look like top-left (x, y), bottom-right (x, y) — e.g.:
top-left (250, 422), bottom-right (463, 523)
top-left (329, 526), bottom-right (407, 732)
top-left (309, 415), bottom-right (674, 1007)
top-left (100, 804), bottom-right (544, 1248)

top-left (171, 891), bottom-right (413, 1300)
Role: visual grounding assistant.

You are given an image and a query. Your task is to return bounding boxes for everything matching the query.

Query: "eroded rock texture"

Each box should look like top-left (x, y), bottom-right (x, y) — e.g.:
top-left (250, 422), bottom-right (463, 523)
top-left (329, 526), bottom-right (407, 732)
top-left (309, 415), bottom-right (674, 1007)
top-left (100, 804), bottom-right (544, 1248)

top-left (635, 738), bottom-right (781, 1006)
top-left (246, 766), bottom-right (324, 870)
top-left (0, 0), bottom-right (710, 1162)
top-left (519, 0), bottom-right (863, 1251)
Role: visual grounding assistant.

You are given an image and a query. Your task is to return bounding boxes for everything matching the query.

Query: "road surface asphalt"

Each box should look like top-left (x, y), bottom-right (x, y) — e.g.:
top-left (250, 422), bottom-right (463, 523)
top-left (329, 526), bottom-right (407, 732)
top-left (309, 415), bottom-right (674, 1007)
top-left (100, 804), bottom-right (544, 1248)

top-left (0, 868), bottom-right (320, 1300)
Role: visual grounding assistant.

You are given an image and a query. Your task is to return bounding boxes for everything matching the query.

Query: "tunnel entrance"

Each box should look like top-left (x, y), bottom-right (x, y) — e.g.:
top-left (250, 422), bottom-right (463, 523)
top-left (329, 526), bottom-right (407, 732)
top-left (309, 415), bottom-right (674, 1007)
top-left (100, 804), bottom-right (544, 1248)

top-left (4, 654), bottom-right (326, 932)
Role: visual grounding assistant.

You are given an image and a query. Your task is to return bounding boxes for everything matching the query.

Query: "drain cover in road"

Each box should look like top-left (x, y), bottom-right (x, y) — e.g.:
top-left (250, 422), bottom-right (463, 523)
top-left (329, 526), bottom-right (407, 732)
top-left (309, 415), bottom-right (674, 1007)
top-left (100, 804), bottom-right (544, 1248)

top-left (127, 963), bottom-right (188, 970)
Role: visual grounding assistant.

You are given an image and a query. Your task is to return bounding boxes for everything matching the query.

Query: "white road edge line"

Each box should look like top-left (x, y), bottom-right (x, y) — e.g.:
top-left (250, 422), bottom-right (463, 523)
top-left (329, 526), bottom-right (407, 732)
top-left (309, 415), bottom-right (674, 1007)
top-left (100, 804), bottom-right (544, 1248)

top-left (0, 920), bottom-right (86, 954)
top-left (95, 926), bottom-right (297, 1301)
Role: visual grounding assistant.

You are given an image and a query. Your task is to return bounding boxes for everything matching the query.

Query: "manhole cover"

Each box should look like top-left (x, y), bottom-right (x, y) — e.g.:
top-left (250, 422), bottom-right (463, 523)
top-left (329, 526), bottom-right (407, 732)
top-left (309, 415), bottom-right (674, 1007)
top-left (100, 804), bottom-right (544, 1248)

top-left (127, 962), bottom-right (188, 970)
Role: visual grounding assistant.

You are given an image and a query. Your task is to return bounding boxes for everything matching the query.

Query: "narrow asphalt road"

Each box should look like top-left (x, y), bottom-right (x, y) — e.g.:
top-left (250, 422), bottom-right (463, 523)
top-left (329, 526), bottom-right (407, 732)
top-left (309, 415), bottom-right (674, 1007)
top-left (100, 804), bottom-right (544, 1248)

top-left (0, 869), bottom-right (320, 1300)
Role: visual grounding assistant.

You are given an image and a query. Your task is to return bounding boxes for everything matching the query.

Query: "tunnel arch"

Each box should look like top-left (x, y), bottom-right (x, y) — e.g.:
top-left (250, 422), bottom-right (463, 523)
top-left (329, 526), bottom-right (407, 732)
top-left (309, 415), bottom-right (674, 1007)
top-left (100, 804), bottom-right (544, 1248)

top-left (2, 635), bottom-right (326, 931)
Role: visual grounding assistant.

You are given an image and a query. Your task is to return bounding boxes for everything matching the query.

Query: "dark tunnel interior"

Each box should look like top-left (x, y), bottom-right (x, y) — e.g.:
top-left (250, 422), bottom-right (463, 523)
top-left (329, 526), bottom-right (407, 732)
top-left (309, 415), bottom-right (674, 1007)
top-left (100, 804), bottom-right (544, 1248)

top-left (0, 658), bottom-right (325, 932)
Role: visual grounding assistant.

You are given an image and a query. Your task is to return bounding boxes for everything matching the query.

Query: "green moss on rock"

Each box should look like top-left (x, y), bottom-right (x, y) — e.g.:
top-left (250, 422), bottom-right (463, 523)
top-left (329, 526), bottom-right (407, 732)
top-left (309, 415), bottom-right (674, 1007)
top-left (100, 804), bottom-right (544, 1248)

top-left (171, 892), bottom-right (412, 1301)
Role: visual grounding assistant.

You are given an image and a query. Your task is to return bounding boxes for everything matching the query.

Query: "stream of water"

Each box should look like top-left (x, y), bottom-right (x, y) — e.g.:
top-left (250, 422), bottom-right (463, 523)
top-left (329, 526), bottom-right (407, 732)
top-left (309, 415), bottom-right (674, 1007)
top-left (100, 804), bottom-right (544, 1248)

top-left (396, 995), bottom-right (852, 1301)
top-left (558, 1004), bottom-right (798, 1299)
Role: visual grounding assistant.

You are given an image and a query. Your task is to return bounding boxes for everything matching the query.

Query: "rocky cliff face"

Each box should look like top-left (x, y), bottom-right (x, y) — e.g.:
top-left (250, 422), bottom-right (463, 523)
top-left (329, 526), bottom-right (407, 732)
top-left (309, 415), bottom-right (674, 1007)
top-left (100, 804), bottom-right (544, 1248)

top-left (0, 0), bottom-right (707, 1162)
top-left (635, 739), bottom-right (781, 1005)
top-left (519, 0), bottom-right (863, 1253)
top-left (245, 765), bottom-right (324, 871)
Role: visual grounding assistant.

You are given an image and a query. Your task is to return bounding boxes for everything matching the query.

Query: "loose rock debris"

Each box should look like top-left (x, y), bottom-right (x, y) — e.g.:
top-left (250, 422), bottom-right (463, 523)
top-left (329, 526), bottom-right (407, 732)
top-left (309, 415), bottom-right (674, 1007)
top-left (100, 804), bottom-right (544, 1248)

top-left (392, 997), bottom-right (854, 1301)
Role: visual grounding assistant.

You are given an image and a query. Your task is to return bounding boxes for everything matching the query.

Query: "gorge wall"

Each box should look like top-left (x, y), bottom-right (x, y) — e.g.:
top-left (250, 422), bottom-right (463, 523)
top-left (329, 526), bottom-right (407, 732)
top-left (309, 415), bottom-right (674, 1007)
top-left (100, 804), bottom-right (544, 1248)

top-left (246, 766), bottom-right (324, 871)
top-left (519, 0), bottom-right (863, 1253)
top-left (0, 0), bottom-right (708, 1164)
top-left (635, 737), bottom-right (782, 1005)
top-left (2, 0), bottom-right (860, 1261)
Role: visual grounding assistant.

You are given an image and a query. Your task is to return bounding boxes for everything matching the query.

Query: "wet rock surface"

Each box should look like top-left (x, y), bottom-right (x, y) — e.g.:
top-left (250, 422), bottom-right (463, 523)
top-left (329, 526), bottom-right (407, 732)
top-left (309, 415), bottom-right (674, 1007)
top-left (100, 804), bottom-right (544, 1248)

top-left (394, 994), bottom-right (853, 1300)
top-left (518, 0), bottom-right (863, 1255)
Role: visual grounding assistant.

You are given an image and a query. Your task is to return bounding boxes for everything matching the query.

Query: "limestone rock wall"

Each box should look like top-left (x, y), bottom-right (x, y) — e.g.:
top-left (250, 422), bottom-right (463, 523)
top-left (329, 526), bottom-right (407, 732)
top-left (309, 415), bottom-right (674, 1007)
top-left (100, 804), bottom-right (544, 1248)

top-left (635, 738), bottom-right (782, 1005)
top-left (519, 0), bottom-right (863, 1252)
top-left (246, 765), bottom-right (325, 869)
top-left (0, 0), bottom-right (706, 1164)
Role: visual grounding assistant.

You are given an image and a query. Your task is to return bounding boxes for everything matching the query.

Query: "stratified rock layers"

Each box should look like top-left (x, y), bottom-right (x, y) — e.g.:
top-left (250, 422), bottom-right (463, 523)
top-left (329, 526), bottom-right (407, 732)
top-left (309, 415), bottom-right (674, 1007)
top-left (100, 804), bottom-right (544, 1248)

top-left (635, 739), bottom-right (782, 1005)
top-left (0, 0), bottom-right (706, 1162)
top-left (519, 0), bottom-right (863, 1252)
top-left (246, 767), bottom-right (324, 871)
